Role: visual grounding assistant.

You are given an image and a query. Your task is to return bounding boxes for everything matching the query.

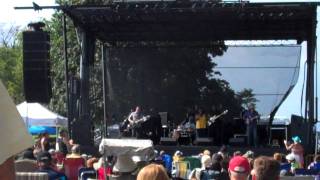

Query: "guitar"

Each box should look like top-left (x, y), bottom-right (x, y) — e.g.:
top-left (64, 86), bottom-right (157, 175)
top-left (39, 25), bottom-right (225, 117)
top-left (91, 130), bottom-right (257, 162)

top-left (207, 110), bottom-right (228, 126)
top-left (127, 115), bottom-right (151, 129)
top-left (245, 115), bottom-right (259, 125)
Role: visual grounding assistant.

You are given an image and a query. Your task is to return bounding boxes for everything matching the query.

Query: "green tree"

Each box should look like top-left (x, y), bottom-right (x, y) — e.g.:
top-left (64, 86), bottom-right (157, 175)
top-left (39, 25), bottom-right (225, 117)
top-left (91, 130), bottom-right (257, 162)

top-left (44, 0), bottom-right (242, 126)
top-left (236, 88), bottom-right (258, 108)
top-left (45, 11), bottom-right (81, 116)
top-left (0, 40), bottom-right (24, 103)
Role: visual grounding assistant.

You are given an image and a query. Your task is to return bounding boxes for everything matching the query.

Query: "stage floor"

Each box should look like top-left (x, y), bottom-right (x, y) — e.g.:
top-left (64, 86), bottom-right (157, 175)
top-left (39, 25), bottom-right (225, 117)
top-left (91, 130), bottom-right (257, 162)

top-left (154, 144), bottom-right (287, 157)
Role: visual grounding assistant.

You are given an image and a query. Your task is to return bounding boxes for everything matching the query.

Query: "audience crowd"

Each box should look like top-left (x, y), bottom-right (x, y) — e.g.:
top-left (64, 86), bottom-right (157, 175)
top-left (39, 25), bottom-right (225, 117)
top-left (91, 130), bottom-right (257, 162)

top-left (12, 132), bottom-right (320, 180)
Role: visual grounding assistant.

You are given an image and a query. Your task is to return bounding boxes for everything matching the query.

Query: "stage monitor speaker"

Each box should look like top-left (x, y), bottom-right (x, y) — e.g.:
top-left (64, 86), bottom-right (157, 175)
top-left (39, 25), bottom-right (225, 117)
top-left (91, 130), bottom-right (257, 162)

top-left (23, 30), bottom-right (51, 103)
top-left (160, 137), bottom-right (176, 145)
top-left (290, 115), bottom-right (308, 146)
top-left (229, 137), bottom-right (246, 146)
top-left (195, 137), bottom-right (213, 146)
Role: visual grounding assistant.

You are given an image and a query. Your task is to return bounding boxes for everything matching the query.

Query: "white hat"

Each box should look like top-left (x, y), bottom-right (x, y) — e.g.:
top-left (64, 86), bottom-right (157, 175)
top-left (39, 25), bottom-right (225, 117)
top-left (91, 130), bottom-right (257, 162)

top-left (286, 154), bottom-right (296, 161)
top-left (48, 149), bottom-right (56, 154)
top-left (113, 154), bottom-right (137, 173)
top-left (93, 158), bottom-right (103, 170)
top-left (174, 150), bottom-right (183, 156)
top-left (201, 155), bottom-right (212, 168)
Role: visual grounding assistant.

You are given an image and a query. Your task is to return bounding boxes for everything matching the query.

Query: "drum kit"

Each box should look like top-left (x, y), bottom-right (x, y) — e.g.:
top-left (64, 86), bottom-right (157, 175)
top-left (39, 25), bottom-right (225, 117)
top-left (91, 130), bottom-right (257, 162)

top-left (172, 123), bottom-right (196, 145)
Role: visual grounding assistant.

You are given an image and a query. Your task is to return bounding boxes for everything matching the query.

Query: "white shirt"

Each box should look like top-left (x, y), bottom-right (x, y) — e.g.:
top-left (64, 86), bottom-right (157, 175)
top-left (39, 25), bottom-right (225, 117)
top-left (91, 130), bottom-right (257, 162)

top-left (129, 111), bottom-right (142, 122)
top-left (0, 80), bottom-right (33, 165)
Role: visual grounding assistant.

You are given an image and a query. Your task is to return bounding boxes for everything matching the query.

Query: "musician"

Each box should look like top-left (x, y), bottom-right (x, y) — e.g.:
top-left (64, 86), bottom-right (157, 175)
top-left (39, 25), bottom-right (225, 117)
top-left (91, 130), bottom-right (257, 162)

top-left (183, 112), bottom-right (196, 144)
top-left (195, 108), bottom-right (208, 138)
top-left (172, 112), bottom-right (196, 145)
top-left (128, 106), bottom-right (143, 137)
top-left (128, 106), bottom-right (143, 123)
top-left (242, 104), bottom-right (259, 147)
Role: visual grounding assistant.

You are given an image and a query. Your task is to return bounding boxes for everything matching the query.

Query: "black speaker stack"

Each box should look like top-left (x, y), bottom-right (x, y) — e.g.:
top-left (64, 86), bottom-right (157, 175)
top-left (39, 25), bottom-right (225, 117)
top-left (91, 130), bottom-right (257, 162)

top-left (290, 115), bottom-right (308, 146)
top-left (23, 22), bottom-right (51, 103)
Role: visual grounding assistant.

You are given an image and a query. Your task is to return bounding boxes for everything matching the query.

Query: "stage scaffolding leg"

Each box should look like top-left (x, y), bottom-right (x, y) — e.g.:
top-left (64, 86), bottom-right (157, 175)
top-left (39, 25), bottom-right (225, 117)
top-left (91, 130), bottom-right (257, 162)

top-left (305, 7), bottom-right (316, 152)
top-left (72, 29), bottom-right (96, 146)
top-left (101, 44), bottom-right (108, 138)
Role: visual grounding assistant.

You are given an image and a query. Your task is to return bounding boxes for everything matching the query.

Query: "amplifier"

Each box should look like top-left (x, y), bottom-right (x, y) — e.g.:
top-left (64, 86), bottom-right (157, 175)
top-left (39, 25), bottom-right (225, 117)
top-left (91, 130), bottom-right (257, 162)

top-left (229, 137), bottom-right (246, 146)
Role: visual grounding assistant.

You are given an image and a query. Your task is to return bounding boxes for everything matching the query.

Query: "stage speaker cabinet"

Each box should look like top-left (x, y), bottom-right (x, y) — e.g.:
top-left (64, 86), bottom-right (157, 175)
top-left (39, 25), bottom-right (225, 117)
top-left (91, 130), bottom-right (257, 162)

top-left (23, 30), bottom-right (52, 103)
top-left (229, 136), bottom-right (246, 146)
top-left (290, 115), bottom-right (308, 146)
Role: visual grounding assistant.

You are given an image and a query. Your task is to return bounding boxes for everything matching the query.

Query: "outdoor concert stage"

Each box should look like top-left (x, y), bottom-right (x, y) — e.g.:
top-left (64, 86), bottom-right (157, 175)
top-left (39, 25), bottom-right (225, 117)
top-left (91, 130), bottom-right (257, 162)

top-left (154, 144), bottom-right (287, 157)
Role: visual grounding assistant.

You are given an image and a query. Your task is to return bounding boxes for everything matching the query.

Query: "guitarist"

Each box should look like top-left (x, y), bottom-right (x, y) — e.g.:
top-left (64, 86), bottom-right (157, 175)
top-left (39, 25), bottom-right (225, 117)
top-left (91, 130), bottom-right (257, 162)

top-left (128, 106), bottom-right (143, 137)
top-left (243, 104), bottom-right (260, 147)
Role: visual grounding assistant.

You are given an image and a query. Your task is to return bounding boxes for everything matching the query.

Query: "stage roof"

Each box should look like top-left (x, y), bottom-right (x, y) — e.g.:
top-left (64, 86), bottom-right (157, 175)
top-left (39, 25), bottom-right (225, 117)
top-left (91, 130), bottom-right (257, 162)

top-left (63, 1), bottom-right (318, 43)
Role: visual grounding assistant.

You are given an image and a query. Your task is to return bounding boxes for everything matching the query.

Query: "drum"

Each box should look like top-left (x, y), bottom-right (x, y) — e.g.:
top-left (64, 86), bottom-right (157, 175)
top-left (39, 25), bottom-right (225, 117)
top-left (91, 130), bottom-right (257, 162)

top-left (172, 129), bottom-right (180, 141)
top-left (177, 130), bottom-right (191, 145)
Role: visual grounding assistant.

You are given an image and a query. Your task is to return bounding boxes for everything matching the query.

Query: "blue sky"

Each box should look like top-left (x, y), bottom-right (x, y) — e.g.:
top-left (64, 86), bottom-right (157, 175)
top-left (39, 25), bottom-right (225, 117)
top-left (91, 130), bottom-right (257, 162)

top-left (1, 0), bottom-right (319, 120)
top-left (250, 0), bottom-right (320, 120)
top-left (213, 45), bottom-right (302, 117)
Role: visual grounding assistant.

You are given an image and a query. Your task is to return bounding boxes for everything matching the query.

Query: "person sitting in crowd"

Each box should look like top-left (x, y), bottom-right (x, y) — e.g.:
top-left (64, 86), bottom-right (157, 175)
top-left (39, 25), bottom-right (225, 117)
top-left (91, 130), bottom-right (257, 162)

top-left (78, 157), bottom-right (99, 180)
top-left (190, 157), bottom-right (221, 180)
top-left (217, 145), bottom-right (229, 160)
top-left (36, 151), bottom-right (67, 180)
top-left (93, 156), bottom-right (115, 179)
top-left (273, 152), bottom-right (282, 163)
top-left (86, 157), bottom-right (98, 170)
top-left (308, 154), bottom-right (320, 171)
top-left (201, 155), bottom-right (211, 169)
top-left (228, 156), bottom-right (250, 180)
top-left (41, 132), bottom-right (51, 152)
top-left (213, 153), bottom-right (223, 161)
top-left (159, 150), bottom-right (172, 174)
top-left (286, 153), bottom-right (300, 174)
top-left (274, 153), bottom-right (291, 173)
top-left (233, 151), bottom-right (242, 157)
top-left (56, 129), bottom-right (71, 156)
top-left (66, 144), bottom-right (82, 158)
top-left (203, 150), bottom-right (211, 157)
top-left (205, 155), bottom-right (222, 179)
top-left (15, 148), bottom-right (38, 172)
top-left (137, 163), bottom-right (170, 180)
top-left (251, 156), bottom-right (280, 180)
top-left (243, 150), bottom-right (254, 169)
top-left (220, 159), bottom-right (230, 180)
top-left (173, 150), bottom-right (184, 162)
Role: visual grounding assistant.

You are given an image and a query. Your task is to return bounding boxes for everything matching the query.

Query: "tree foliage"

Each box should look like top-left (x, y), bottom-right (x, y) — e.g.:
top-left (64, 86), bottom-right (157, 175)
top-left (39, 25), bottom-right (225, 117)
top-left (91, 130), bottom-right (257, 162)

top-left (236, 88), bottom-right (258, 108)
top-left (40, 0), bottom-right (245, 126)
top-left (106, 45), bottom-right (242, 122)
top-left (0, 26), bottom-right (24, 103)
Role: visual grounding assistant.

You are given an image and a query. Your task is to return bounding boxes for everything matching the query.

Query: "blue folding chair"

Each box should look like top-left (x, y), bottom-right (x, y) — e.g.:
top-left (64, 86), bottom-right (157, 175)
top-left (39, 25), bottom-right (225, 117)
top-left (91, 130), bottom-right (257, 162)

top-left (78, 167), bottom-right (97, 180)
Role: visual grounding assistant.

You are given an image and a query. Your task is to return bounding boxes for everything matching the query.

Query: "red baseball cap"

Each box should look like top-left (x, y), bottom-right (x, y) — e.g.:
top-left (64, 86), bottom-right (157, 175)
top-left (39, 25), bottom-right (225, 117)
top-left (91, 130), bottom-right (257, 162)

top-left (229, 156), bottom-right (250, 173)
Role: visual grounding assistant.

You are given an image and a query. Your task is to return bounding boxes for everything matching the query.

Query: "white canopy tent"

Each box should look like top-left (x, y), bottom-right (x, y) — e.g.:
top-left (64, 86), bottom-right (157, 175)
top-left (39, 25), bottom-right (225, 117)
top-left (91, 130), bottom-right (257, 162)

top-left (17, 101), bottom-right (68, 127)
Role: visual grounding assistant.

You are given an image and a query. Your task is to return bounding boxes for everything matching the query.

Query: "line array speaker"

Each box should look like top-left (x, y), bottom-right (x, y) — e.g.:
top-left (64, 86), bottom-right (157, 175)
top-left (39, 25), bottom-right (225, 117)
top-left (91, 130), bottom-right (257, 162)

top-left (23, 30), bottom-right (52, 103)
